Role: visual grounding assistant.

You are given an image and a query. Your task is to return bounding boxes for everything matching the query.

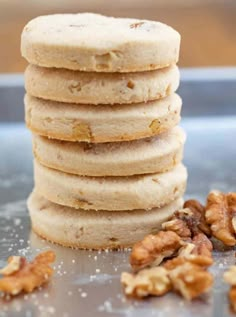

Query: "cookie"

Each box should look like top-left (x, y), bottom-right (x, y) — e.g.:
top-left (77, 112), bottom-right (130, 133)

top-left (34, 159), bottom-right (187, 211)
top-left (25, 64), bottom-right (179, 105)
top-left (25, 93), bottom-right (182, 143)
top-left (33, 127), bottom-right (185, 177)
top-left (21, 13), bottom-right (180, 72)
top-left (28, 190), bottom-right (183, 250)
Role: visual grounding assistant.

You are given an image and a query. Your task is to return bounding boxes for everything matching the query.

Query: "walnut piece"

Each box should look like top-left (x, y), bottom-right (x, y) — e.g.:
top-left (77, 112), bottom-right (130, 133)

top-left (122, 257), bottom-right (213, 300)
top-left (162, 206), bottom-right (213, 264)
top-left (205, 191), bottom-right (236, 246)
top-left (162, 206), bottom-right (207, 239)
top-left (0, 251), bottom-right (55, 295)
top-left (168, 260), bottom-right (213, 300)
top-left (164, 253), bottom-right (212, 271)
top-left (229, 287), bottom-right (236, 313)
top-left (191, 232), bottom-right (213, 258)
top-left (229, 192), bottom-right (236, 234)
top-left (184, 199), bottom-right (211, 236)
top-left (0, 256), bottom-right (25, 276)
top-left (130, 231), bottom-right (182, 271)
top-left (162, 208), bottom-right (192, 239)
top-left (224, 266), bottom-right (236, 285)
top-left (121, 267), bottom-right (171, 298)
top-left (224, 266), bottom-right (236, 312)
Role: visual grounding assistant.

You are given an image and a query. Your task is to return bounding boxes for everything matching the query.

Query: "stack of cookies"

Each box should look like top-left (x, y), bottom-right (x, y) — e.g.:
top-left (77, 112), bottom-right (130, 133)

top-left (21, 13), bottom-right (187, 249)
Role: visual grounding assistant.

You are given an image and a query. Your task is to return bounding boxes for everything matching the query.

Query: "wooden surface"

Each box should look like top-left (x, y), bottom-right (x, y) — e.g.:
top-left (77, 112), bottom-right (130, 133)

top-left (0, 0), bottom-right (236, 73)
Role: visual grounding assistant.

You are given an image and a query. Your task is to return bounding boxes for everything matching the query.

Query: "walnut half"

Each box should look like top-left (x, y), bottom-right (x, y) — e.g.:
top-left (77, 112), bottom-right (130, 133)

top-left (205, 191), bottom-right (236, 246)
top-left (0, 251), bottom-right (55, 296)
top-left (130, 231), bottom-right (182, 271)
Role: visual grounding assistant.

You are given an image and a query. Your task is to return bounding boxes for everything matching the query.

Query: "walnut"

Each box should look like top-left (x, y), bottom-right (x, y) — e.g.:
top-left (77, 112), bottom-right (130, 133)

top-left (130, 231), bottom-right (182, 271)
top-left (162, 207), bottom-right (204, 239)
top-left (0, 256), bottom-right (25, 276)
top-left (121, 267), bottom-right (171, 298)
top-left (229, 287), bottom-right (236, 313)
top-left (229, 192), bottom-right (236, 233)
top-left (224, 266), bottom-right (236, 312)
top-left (224, 266), bottom-right (236, 285)
top-left (177, 243), bottom-right (195, 257)
top-left (191, 232), bottom-right (213, 258)
top-left (205, 191), bottom-right (236, 246)
top-left (176, 231), bottom-right (213, 267)
top-left (168, 261), bottom-right (213, 300)
top-left (163, 256), bottom-right (213, 300)
top-left (0, 251), bottom-right (55, 295)
top-left (164, 253), bottom-right (212, 271)
top-left (184, 199), bottom-right (211, 236)
top-left (164, 256), bottom-right (187, 270)
top-left (163, 201), bottom-right (213, 259)
top-left (162, 209), bottom-right (191, 239)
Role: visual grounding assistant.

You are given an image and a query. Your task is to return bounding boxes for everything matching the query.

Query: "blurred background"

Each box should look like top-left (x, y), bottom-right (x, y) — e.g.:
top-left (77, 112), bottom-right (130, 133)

top-left (0, 0), bottom-right (236, 73)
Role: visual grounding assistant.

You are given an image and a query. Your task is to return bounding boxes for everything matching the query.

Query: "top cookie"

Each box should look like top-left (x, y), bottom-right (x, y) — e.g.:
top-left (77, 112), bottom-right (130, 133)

top-left (21, 13), bottom-right (180, 72)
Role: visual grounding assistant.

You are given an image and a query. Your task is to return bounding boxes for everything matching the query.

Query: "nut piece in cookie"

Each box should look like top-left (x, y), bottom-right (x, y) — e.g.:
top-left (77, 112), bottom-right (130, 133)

top-left (205, 190), bottom-right (236, 246)
top-left (130, 231), bottom-right (182, 271)
top-left (0, 251), bottom-right (55, 295)
top-left (121, 267), bottom-right (171, 298)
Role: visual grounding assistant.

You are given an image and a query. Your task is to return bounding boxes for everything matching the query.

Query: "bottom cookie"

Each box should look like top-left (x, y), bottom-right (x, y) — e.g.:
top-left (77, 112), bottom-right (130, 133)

top-left (27, 190), bottom-right (183, 250)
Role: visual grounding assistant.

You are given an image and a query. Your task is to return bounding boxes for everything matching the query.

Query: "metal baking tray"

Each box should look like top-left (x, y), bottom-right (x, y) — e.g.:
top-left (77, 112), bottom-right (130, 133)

top-left (0, 68), bottom-right (236, 317)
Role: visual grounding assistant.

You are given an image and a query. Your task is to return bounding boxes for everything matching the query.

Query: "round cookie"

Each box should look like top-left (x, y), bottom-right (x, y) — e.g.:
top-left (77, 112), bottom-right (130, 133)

top-left (33, 127), bottom-right (186, 177)
top-left (28, 190), bottom-right (184, 250)
top-left (34, 160), bottom-right (187, 211)
top-left (25, 64), bottom-right (180, 105)
top-left (25, 93), bottom-right (182, 143)
top-left (21, 13), bottom-right (180, 72)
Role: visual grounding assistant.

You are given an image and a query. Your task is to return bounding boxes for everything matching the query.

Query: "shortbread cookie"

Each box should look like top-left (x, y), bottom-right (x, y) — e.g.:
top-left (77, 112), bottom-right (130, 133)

top-left (21, 13), bottom-right (180, 72)
top-left (25, 64), bottom-right (179, 105)
top-left (33, 127), bottom-right (186, 177)
top-left (34, 160), bottom-right (187, 211)
top-left (25, 93), bottom-right (182, 143)
top-left (28, 190), bottom-right (183, 249)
